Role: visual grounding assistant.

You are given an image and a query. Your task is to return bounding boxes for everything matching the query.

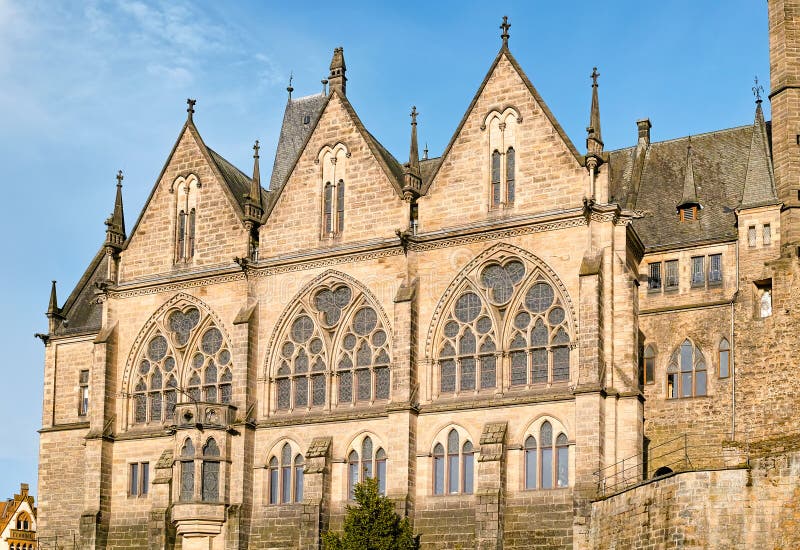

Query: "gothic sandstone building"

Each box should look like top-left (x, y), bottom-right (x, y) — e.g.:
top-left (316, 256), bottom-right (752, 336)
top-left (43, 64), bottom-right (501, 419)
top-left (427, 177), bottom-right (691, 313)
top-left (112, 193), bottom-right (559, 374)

top-left (37, 3), bottom-right (800, 549)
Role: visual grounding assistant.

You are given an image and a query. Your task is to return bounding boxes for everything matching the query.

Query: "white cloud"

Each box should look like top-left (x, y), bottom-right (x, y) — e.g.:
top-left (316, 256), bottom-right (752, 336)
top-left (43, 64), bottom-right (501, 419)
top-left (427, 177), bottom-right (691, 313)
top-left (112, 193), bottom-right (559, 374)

top-left (146, 63), bottom-right (193, 87)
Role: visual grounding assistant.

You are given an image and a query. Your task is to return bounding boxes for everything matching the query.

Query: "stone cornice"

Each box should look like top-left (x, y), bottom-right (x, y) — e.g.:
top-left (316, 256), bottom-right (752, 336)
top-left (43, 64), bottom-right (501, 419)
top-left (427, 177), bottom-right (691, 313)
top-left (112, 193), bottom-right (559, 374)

top-left (38, 421), bottom-right (90, 433)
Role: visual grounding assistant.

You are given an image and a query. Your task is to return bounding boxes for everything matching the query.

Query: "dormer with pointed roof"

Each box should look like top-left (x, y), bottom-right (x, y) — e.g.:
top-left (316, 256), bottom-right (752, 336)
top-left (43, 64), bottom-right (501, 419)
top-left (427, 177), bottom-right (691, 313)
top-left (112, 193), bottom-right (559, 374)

top-left (677, 143), bottom-right (701, 221)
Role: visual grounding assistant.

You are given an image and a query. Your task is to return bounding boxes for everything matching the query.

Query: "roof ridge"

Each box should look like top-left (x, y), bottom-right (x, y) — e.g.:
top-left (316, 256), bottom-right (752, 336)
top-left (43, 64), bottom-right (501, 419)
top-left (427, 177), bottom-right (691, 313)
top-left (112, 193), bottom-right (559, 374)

top-left (606, 124), bottom-right (753, 154)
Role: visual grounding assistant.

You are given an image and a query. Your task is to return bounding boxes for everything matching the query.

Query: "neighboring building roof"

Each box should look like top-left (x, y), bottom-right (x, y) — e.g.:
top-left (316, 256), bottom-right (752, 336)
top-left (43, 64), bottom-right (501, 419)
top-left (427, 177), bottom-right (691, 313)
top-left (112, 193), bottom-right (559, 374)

top-left (207, 146), bottom-right (268, 211)
top-left (269, 93), bottom-right (328, 190)
top-left (0, 484), bottom-right (36, 536)
top-left (609, 123), bottom-right (766, 251)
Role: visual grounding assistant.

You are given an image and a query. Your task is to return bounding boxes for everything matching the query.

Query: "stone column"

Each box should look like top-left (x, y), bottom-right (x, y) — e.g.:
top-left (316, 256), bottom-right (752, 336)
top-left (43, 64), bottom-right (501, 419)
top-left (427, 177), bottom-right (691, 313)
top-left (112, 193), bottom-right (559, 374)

top-left (149, 449), bottom-right (175, 549)
top-left (475, 422), bottom-right (507, 550)
top-left (299, 437), bottom-right (332, 550)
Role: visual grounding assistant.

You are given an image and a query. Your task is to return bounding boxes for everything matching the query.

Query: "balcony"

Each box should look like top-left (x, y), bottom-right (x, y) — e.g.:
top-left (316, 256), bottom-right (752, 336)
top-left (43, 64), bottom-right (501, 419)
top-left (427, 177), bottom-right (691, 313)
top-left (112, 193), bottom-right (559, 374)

top-left (10, 529), bottom-right (37, 541)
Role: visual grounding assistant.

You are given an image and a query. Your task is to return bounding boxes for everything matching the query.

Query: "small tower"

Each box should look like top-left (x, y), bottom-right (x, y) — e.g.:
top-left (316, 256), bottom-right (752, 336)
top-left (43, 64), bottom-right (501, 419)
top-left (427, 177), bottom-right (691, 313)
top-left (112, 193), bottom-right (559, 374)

top-left (104, 170), bottom-right (127, 282)
top-left (402, 106), bottom-right (422, 200)
top-left (46, 280), bottom-right (63, 333)
top-left (243, 140), bottom-right (264, 260)
top-left (328, 47), bottom-right (347, 96)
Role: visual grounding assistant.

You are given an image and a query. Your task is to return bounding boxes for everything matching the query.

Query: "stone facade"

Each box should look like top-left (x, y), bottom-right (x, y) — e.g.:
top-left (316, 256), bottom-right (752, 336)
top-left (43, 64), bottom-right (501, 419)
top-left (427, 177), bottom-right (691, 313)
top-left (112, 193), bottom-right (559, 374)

top-left (36, 3), bottom-right (800, 548)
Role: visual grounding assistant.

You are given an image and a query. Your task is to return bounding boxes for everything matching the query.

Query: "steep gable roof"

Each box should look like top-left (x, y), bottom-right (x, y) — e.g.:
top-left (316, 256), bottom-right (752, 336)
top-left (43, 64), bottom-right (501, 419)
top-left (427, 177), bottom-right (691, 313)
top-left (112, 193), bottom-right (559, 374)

top-left (54, 247), bottom-right (108, 336)
top-left (124, 118), bottom-right (256, 249)
top-left (740, 102), bottom-right (779, 209)
top-left (423, 45), bottom-right (584, 194)
top-left (263, 90), bottom-right (405, 220)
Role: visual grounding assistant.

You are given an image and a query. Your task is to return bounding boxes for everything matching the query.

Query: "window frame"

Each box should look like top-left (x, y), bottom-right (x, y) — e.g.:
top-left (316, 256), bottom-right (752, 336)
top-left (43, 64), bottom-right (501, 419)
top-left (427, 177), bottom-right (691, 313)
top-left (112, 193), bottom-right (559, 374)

top-left (78, 369), bottom-right (89, 416)
top-left (648, 262), bottom-right (662, 291)
top-left (667, 339), bottom-right (708, 399)
top-left (432, 429), bottom-right (474, 496)
top-left (267, 442), bottom-right (305, 505)
top-left (486, 109), bottom-right (519, 210)
top-left (128, 461), bottom-right (150, 497)
top-left (664, 259), bottom-right (679, 290)
top-left (708, 253), bottom-right (723, 286)
top-left (523, 421), bottom-right (570, 491)
top-left (718, 338), bottom-right (730, 379)
top-left (690, 256), bottom-right (705, 287)
top-left (643, 345), bottom-right (656, 385)
top-left (763, 223), bottom-right (771, 246)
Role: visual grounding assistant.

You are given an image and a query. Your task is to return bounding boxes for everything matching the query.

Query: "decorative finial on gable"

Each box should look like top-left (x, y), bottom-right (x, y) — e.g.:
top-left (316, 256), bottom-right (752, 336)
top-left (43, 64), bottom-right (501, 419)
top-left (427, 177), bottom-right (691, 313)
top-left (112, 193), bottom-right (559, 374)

top-left (187, 98), bottom-right (196, 121)
top-left (752, 75), bottom-right (764, 104)
top-left (287, 72), bottom-right (294, 99)
top-left (403, 105), bottom-right (422, 200)
top-left (244, 139), bottom-right (264, 227)
top-left (116, 169), bottom-right (123, 187)
top-left (423, 142), bottom-right (429, 161)
top-left (410, 105), bottom-right (418, 126)
top-left (500, 16), bottom-right (511, 47)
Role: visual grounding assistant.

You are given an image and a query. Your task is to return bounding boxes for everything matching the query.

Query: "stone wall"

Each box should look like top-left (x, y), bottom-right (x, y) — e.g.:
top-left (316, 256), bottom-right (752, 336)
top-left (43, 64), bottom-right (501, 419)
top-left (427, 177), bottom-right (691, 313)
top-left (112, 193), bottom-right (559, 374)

top-left (589, 450), bottom-right (800, 549)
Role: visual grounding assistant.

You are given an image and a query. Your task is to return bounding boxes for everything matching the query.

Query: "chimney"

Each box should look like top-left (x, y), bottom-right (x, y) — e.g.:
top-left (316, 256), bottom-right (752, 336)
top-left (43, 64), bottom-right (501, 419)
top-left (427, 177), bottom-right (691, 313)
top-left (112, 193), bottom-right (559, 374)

top-left (637, 119), bottom-right (651, 146)
top-left (328, 47), bottom-right (347, 96)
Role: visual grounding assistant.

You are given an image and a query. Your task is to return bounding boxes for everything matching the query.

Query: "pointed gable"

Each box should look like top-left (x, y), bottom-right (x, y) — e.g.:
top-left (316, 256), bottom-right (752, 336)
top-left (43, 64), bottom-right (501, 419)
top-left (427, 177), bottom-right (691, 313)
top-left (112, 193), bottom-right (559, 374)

top-left (120, 122), bottom-right (249, 280)
top-left (259, 91), bottom-right (408, 256)
top-left (741, 102), bottom-right (779, 209)
top-left (420, 48), bottom-right (586, 232)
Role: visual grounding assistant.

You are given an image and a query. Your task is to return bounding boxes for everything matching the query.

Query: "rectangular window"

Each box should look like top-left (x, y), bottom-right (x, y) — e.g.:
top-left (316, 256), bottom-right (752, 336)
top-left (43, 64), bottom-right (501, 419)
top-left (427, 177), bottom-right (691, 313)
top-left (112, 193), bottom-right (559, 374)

top-left (645, 356), bottom-right (655, 385)
top-left (269, 467), bottom-right (279, 504)
top-left (708, 254), bottom-right (722, 284)
top-left (664, 260), bottom-right (679, 289)
top-left (748, 225), bottom-right (757, 247)
top-left (667, 373), bottom-right (678, 399)
top-left (648, 263), bottom-right (662, 290)
top-left (462, 453), bottom-right (474, 494)
top-left (556, 446), bottom-right (569, 488)
top-left (180, 461), bottom-right (194, 501)
top-left (433, 455), bottom-right (444, 495)
top-left (719, 349), bottom-right (730, 378)
top-left (524, 448), bottom-right (537, 489)
top-left (78, 370), bottom-right (89, 416)
top-left (336, 181), bottom-right (345, 231)
top-left (323, 183), bottom-right (333, 234)
top-left (541, 448), bottom-right (553, 489)
top-left (447, 454), bottom-right (459, 494)
top-left (763, 223), bottom-right (771, 246)
top-left (460, 358), bottom-right (476, 391)
top-left (691, 256), bottom-right (704, 287)
top-left (129, 462), bottom-right (149, 497)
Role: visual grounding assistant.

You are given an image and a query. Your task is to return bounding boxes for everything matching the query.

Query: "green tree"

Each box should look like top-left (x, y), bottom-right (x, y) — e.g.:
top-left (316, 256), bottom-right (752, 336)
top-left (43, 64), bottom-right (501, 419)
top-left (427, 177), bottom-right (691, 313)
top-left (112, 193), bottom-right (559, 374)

top-left (323, 477), bottom-right (420, 550)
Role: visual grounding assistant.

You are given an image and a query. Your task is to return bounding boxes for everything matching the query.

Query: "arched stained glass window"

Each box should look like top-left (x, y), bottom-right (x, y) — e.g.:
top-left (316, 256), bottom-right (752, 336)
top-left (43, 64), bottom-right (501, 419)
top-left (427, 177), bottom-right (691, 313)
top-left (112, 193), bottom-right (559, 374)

top-left (201, 438), bottom-right (220, 502)
top-left (131, 306), bottom-right (233, 427)
top-left (508, 279), bottom-right (571, 387)
top-left (667, 339), bottom-right (707, 398)
top-left (275, 281), bottom-right (392, 413)
top-left (180, 439), bottom-right (195, 502)
top-left (267, 443), bottom-right (304, 505)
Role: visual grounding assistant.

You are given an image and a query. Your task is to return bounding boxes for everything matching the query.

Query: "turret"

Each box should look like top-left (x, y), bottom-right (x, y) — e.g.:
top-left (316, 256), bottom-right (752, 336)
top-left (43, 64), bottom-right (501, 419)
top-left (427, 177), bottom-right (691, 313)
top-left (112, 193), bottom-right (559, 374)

top-left (584, 67), bottom-right (605, 200)
top-left (46, 280), bottom-right (63, 333)
top-left (104, 170), bottom-right (126, 282)
top-left (243, 140), bottom-right (263, 260)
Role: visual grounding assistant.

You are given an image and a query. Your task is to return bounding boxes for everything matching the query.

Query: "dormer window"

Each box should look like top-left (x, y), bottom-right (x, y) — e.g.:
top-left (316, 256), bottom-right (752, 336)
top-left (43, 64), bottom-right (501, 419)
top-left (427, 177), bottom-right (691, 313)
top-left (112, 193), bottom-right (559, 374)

top-left (485, 108), bottom-right (519, 209)
top-left (173, 174), bottom-right (200, 262)
top-left (319, 144), bottom-right (348, 237)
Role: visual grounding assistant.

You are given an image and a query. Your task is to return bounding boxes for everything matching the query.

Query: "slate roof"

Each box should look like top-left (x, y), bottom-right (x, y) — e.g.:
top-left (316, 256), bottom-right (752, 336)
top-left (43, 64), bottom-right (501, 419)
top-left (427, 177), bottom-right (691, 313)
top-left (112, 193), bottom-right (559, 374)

top-left (207, 147), bottom-right (268, 210)
top-left (55, 248), bottom-right (108, 336)
top-left (269, 93), bottom-right (328, 190)
top-left (609, 121), bottom-right (772, 251)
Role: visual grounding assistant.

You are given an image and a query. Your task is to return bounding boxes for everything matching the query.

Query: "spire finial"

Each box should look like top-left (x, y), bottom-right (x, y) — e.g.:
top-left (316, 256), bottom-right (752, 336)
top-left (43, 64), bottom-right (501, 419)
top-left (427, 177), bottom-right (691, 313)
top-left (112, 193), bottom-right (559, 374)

top-left (500, 16), bottom-right (511, 47)
top-left (752, 75), bottom-right (764, 104)
top-left (105, 169), bottom-right (127, 251)
top-left (403, 105), bottom-right (421, 198)
top-left (244, 138), bottom-right (264, 225)
top-left (410, 106), bottom-right (418, 126)
top-left (586, 66), bottom-right (603, 156)
top-left (287, 71), bottom-right (294, 99)
top-left (116, 170), bottom-right (123, 187)
top-left (47, 280), bottom-right (58, 316)
top-left (187, 98), bottom-right (196, 121)
top-left (423, 142), bottom-right (429, 161)
top-left (253, 139), bottom-right (260, 159)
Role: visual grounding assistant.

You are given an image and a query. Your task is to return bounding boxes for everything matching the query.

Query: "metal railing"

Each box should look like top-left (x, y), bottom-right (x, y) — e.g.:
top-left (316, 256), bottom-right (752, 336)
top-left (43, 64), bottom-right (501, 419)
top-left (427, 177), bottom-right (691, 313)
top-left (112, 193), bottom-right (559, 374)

top-left (593, 432), bottom-right (750, 498)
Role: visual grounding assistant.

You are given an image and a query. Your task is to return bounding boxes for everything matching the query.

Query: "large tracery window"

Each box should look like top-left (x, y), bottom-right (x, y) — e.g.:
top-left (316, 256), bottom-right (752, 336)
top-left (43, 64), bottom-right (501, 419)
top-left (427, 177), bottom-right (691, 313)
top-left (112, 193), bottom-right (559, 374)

top-left (130, 304), bottom-right (234, 427)
top-left (434, 255), bottom-right (573, 397)
top-left (667, 339), bottom-right (707, 398)
top-left (273, 280), bottom-right (391, 413)
top-left (508, 280), bottom-right (571, 387)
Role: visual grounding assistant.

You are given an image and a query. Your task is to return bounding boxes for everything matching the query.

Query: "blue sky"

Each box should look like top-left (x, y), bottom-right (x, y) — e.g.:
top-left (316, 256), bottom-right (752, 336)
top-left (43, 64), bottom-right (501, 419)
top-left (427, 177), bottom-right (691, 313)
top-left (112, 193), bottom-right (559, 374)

top-left (0, 0), bottom-right (768, 499)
